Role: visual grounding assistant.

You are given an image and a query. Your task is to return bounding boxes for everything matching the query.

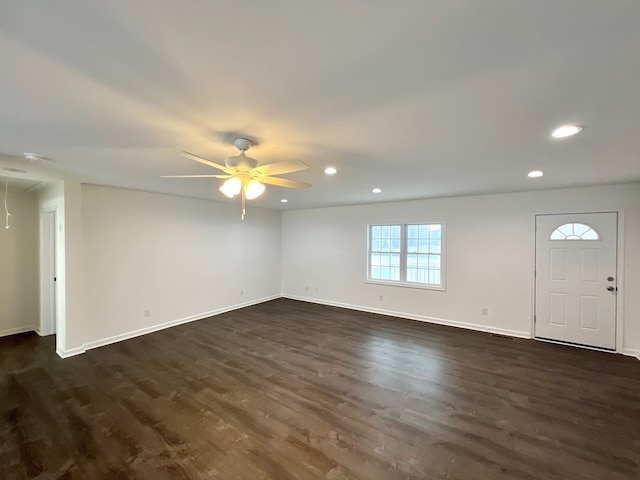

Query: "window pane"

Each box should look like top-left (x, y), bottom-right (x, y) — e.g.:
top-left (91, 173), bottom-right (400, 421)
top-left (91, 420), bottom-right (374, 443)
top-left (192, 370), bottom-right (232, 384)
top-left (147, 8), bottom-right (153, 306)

top-left (372, 240), bottom-right (381, 252)
top-left (419, 239), bottom-right (429, 253)
top-left (380, 254), bottom-right (389, 266)
top-left (407, 268), bottom-right (417, 282)
top-left (407, 238), bottom-right (417, 253)
top-left (391, 239), bottom-right (401, 252)
top-left (372, 226), bottom-right (381, 239)
top-left (558, 224), bottom-right (574, 236)
top-left (419, 225), bottom-right (429, 237)
top-left (381, 225), bottom-right (390, 238)
top-left (390, 254), bottom-right (400, 266)
top-left (428, 255), bottom-right (440, 269)
top-left (428, 270), bottom-right (440, 285)
top-left (407, 254), bottom-right (417, 267)
top-left (371, 266), bottom-right (380, 279)
top-left (371, 253), bottom-right (380, 265)
top-left (391, 226), bottom-right (401, 238)
top-left (573, 223), bottom-right (589, 236)
top-left (407, 225), bottom-right (418, 238)
top-left (429, 224), bottom-right (441, 236)
top-left (417, 255), bottom-right (427, 268)
top-left (582, 229), bottom-right (598, 240)
top-left (390, 267), bottom-right (400, 281)
top-left (429, 239), bottom-right (441, 253)
top-left (381, 267), bottom-right (390, 279)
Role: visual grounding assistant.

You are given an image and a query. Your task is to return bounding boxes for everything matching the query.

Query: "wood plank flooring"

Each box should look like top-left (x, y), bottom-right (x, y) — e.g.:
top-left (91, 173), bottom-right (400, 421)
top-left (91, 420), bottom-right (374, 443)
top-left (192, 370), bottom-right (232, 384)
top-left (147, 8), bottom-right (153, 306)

top-left (1, 298), bottom-right (639, 479)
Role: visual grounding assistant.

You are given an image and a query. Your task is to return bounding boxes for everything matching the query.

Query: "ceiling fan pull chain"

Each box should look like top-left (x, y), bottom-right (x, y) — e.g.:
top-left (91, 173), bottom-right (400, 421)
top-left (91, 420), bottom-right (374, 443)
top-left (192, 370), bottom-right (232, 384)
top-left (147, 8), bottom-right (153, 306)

top-left (241, 188), bottom-right (246, 221)
top-left (4, 180), bottom-right (11, 230)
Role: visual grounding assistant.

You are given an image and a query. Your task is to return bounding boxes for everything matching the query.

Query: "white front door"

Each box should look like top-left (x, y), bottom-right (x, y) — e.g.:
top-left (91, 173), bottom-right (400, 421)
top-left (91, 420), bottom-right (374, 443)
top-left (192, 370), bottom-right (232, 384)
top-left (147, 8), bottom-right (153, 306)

top-left (535, 212), bottom-right (617, 350)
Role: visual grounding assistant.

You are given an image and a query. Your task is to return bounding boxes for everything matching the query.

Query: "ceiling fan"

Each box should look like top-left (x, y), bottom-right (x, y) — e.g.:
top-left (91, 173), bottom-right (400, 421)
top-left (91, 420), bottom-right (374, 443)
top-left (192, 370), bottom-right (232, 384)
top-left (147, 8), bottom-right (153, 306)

top-left (163, 138), bottom-right (311, 219)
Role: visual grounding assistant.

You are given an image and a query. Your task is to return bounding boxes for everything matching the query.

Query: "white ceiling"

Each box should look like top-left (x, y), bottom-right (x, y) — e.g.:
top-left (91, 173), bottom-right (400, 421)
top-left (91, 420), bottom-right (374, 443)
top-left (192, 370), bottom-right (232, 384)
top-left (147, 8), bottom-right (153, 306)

top-left (1, 1), bottom-right (639, 211)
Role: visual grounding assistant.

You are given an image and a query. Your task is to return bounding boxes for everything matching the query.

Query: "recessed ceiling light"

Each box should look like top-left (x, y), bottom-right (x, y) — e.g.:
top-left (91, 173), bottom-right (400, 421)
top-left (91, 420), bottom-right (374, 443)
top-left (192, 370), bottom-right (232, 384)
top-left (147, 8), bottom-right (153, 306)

top-left (280, 199), bottom-right (288, 203)
top-left (551, 124), bottom-right (583, 138)
top-left (528, 170), bottom-right (544, 178)
top-left (3, 167), bottom-right (28, 173)
top-left (324, 167), bottom-right (337, 175)
top-left (23, 152), bottom-right (44, 161)
top-left (372, 187), bottom-right (382, 193)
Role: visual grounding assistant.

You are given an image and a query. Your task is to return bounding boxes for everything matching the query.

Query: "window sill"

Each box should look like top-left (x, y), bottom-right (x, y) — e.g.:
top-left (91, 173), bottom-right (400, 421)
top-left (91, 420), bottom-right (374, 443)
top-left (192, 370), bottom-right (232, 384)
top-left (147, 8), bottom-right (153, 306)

top-left (365, 279), bottom-right (445, 292)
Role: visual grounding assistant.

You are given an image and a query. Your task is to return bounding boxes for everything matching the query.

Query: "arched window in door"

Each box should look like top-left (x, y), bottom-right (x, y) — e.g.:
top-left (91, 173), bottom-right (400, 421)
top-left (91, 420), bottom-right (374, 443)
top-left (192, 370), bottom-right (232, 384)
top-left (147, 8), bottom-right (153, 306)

top-left (550, 223), bottom-right (599, 240)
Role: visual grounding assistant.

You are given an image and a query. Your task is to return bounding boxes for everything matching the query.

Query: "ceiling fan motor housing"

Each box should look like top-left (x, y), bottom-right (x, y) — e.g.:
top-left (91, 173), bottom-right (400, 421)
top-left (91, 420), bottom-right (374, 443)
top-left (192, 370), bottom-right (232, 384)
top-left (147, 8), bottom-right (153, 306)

top-left (225, 138), bottom-right (259, 171)
top-left (225, 153), bottom-right (259, 171)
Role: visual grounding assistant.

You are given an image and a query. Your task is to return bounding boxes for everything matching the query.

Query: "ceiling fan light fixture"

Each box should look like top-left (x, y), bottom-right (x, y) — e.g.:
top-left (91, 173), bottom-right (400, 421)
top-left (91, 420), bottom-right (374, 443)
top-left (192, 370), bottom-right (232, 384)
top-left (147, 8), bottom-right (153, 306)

top-left (219, 176), bottom-right (242, 198)
top-left (244, 179), bottom-right (265, 200)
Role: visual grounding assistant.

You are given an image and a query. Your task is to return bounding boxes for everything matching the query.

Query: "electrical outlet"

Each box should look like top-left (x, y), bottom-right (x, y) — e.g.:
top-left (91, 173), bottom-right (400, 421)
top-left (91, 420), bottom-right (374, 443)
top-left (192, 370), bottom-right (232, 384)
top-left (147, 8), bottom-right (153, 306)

top-left (379, 295), bottom-right (384, 301)
top-left (305, 285), bottom-right (309, 291)
top-left (240, 290), bottom-right (244, 296)
top-left (144, 308), bottom-right (151, 317)
top-left (481, 307), bottom-right (489, 316)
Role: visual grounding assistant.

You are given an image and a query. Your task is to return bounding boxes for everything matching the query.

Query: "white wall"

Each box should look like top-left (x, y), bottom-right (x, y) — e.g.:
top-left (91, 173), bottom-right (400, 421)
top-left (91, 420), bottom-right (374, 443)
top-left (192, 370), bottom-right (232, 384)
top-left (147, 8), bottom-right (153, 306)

top-left (0, 190), bottom-right (39, 336)
top-left (80, 185), bottom-right (281, 349)
top-left (282, 183), bottom-right (640, 356)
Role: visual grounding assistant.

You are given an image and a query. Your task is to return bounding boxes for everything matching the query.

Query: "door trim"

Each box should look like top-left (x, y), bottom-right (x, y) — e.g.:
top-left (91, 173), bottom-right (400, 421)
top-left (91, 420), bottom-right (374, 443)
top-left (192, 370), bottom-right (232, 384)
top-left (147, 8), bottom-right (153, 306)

top-left (532, 210), bottom-right (625, 354)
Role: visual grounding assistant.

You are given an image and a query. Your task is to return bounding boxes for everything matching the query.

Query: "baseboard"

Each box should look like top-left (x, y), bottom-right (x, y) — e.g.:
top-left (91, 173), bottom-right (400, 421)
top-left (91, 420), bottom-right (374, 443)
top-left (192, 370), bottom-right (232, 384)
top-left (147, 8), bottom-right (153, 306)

top-left (81, 294), bottom-right (281, 353)
top-left (0, 326), bottom-right (36, 338)
top-left (621, 349), bottom-right (640, 361)
top-left (283, 295), bottom-right (531, 339)
top-left (35, 328), bottom-right (55, 337)
top-left (56, 346), bottom-right (86, 358)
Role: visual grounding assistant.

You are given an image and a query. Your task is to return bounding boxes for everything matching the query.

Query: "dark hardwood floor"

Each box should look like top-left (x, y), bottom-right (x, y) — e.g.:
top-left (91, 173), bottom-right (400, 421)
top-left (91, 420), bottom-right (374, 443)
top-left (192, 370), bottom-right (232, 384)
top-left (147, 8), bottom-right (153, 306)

top-left (1, 299), bottom-right (639, 479)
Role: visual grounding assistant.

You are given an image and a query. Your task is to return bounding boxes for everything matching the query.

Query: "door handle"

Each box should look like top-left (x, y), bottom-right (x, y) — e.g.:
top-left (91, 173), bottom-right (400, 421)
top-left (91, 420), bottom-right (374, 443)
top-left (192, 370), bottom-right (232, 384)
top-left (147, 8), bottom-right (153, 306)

top-left (607, 286), bottom-right (617, 292)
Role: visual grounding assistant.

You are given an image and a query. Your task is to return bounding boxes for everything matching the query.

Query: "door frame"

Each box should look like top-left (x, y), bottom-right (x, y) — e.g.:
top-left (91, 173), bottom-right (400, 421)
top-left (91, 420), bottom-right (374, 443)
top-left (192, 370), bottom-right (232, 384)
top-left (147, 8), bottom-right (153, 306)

top-left (531, 210), bottom-right (625, 354)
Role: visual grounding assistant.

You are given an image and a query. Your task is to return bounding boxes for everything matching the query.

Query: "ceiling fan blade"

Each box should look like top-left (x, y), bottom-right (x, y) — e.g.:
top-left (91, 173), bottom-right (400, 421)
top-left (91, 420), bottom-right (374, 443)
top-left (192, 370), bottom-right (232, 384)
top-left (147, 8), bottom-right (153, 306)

top-left (161, 174), bottom-right (231, 179)
top-left (251, 160), bottom-right (308, 176)
top-left (181, 151), bottom-right (234, 173)
top-left (259, 176), bottom-right (311, 189)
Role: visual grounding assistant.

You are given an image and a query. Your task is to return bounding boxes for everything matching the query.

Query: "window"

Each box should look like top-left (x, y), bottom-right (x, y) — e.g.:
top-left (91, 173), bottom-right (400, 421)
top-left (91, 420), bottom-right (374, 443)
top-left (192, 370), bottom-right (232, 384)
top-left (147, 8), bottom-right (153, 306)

top-left (550, 223), bottom-right (599, 240)
top-left (368, 223), bottom-right (444, 288)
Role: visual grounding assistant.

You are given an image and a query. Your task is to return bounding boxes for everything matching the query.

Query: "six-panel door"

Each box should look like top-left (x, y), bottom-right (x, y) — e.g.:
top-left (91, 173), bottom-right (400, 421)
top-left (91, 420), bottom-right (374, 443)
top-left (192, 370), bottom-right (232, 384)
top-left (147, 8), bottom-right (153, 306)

top-left (535, 213), bottom-right (617, 350)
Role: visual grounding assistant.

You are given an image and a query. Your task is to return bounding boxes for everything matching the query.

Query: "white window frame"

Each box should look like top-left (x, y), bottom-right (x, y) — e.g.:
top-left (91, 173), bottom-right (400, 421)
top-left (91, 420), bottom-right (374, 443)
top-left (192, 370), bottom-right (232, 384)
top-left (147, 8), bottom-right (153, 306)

top-left (366, 222), bottom-right (446, 291)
